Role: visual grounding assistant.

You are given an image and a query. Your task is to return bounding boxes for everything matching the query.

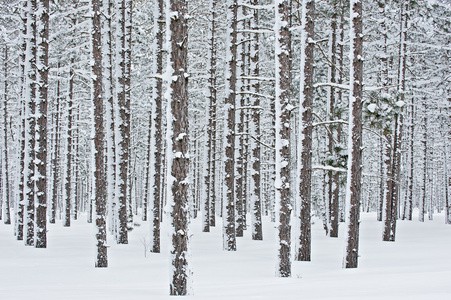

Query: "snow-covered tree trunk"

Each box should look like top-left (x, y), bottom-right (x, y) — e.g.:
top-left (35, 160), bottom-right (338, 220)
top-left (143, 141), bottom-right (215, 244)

top-left (115, 0), bottom-right (129, 244)
top-left (104, 0), bottom-right (117, 234)
top-left (92, 0), bottom-right (107, 268)
top-left (17, 0), bottom-right (27, 240)
top-left (50, 63), bottom-right (61, 225)
top-left (149, 0), bottom-right (165, 253)
top-left (275, 0), bottom-right (292, 277)
top-left (3, 47), bottom-right (11, 225)
top-left (24, 0), bottom-right (37, 247)
top-left (420, 102), bottom-right (427, 222)
top-left (64, 61), bottom-right (74, 227)
top-left (208, 0), bottom-right (217, 228)
top-left (167, 0), bottom-right (191, 294)
top-left (125, 0), bottom-right (133, 227)
top-left (296, 0), bottom-right (314, 262)
top-left (343, 0), bottom-right (363, 269)
top-left (328, 0), bottom-right (339, 238)
top-left (250, 0), bottom-right (262, 241)
top-left (34, 0), bottom-right (49, 248)
top-left (407, 101), bottom-right (414, 221)
top-left (223, 0), bottom-right (238, 252)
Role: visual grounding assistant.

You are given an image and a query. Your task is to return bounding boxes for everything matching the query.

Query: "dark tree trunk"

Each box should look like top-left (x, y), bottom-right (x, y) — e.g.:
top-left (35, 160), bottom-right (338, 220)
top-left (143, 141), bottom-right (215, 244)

top-left (149, 0), bottom-right (165, 253)
top-left (64, 61), bottom-right (74, 227)
top-left (92, 0), bottom-right (107, 268)
top-left (116, 0), bottom-right (129, 245)
top-left (24, 0), bottom-right (37, 247)
top-left (276, 0), bottom-right (292, 277)
top-left (343, 0), bottom-right (363, 269)
top-left (296, 0), bottom-right (314, 262)
top-left (223, 0), bottom-right (238, 252)
top-left (50, 63), bottom-right (61, 224)
top-left (35, 0), bottom-right (49, 248)
top-left (168, 0), bottom-right (190, 295)
top-left (250, 0), bottom-right (262, 241)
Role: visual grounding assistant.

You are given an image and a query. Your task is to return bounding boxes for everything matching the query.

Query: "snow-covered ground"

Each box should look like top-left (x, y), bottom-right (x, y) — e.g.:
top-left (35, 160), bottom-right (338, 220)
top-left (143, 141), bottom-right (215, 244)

top-left (1, 211), bottom-right (450, 299)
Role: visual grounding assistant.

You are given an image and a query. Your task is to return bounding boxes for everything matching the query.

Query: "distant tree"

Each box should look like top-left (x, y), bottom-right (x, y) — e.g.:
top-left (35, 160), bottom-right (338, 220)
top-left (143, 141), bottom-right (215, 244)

top-left (2, 46), bottom-right (11, 225)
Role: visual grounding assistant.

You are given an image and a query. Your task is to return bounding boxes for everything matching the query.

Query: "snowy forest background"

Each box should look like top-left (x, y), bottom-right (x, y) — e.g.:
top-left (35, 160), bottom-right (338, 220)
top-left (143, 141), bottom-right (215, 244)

top-left (0, 0), bottom-right (450, 298)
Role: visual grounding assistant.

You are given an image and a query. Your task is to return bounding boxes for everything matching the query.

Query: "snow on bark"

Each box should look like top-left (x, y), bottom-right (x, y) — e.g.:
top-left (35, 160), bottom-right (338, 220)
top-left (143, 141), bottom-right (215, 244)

top-left (115, 0), bottom-right (129, 245)
top-left (34, 0), bottom-right (48, 248)
top-left (295, 0), bottom-right (314, 262)
top-left (343, 0), bottom-right (363, 269)
top-left (23, 0), bottom-right (37, 247)
top-left (3, 47), bottom-right (11, 225)
top-left (91, 0), bottom-right (108, 268)
top-left (149, 0), bottom-right (165, 253)
top-left (223, 0), bottom-right (238, 252)
top-left (275, 0), bottom-right (292, 278)
top-left (250, 0), bottom-right (262, 241)
top-left (167, 0), bottom-right (192, 295)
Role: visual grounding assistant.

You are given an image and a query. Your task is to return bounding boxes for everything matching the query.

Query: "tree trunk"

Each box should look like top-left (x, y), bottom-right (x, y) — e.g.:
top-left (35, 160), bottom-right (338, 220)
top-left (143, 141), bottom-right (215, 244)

top-left (92, 0), bottom-right (107, 268)
top-left (64, 61), bottom-right (74, 227)
top-left (168, 0), bottom-right (191, 294)
top-left (3, 47), bottom-right (11, 225)
top-left (24, 0), bottom-right (37, 247)
top-left (250, 0), bottom-right (262, 241)
top-left (34, 0), bottom-right (49, 248)
top-left (275, 0), bottom-right (292, 277)
top-left (296, 0), bottom-right (314, 262)
top-left (223, 0), bottom-right (238, 252)
top-left (343, 0), bottom-right (363, 269)
top-left (115, 0), bottom-right (129, 244)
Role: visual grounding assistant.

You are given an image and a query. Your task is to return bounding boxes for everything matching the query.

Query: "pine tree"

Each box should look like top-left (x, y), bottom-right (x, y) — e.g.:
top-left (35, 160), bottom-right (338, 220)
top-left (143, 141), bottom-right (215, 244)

top-left (295, 0), bottom-right (314, 262)
top-left (92, 0), bottom-right (107, 268)
top-left (343, 0), bottom-right (363, 269)
top-left (168, 0), bottom-right (191, 294)
top-left (275, 0), bottom-right (292, 277)
top-left (223, 0), bottom-right (238, 252)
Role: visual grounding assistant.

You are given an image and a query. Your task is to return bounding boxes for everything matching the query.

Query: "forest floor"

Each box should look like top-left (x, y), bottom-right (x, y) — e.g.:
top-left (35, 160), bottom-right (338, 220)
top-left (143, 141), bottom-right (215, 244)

top-left (1, 210), bottom-right (450, 300)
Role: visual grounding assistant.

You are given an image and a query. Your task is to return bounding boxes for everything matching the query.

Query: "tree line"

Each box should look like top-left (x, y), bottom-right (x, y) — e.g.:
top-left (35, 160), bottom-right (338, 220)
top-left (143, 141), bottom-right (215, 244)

top-left (0, 0), bottom-right (449, 295)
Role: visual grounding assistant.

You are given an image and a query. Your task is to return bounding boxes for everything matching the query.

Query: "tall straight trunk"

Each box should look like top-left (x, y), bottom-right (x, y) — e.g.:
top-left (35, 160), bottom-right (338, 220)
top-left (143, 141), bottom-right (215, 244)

top-left (407, 100), bottom-right (414, 220)
top-left (104, 0), bottom-right (117, 233)
top-left (143, 111), bottom-right (151, 222)
top-left (275, 0), bottom-right (292, 277)
top-left (208, 0), bottom-right (217, 228)
top-left (3, 47), bottom-right (11, 225)
top-left (420, 102), bottom-right (427, 222)
top-left (328, 1), bottom-right (338, 237)
top-left (223, 0), bottom-right (238, 252)
top-left (35, 0), bottom-right (49, 248)
top-left (167, 0), bottom-right (191, 294)
top-left (17, 0), bottom-right (27, 240)
top-left (24, 0), bottom-right (37, 247)
top-left (115, 0), bottom-right (129, 244)
top-left (343, 0), bottom-right (363, 269)
top-left (64, 62), bottom-right (74, 227)
top-left (50, 63), bottom-right (61, 224)
top-left (296, 0), bottom-right (314, 262)
top-left (150, 0), bottom-right (165, 253)
top-left (125, 0), bottom-right (133, 227)
top-left (444, 128), bottom-right (450, 224)
top-left (250, 0), bottom-right (262, 241)
top-left (383, 1), bottom-right (407, 241)
top-left (92, 0), bottom-right (107, 268)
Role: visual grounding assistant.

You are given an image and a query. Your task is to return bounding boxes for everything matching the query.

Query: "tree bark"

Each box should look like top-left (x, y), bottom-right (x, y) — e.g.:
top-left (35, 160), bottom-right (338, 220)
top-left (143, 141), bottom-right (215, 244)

top-left (223, 0), bottom-right (238, 252)
top-left (275, 0), bottom-right (292, 277)
top-left (168, 0), bottom-right (191, 294)
top-left (296, 0), bottom-right (314, 262)
top-left (343, 0), bottom-right (363, 269)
